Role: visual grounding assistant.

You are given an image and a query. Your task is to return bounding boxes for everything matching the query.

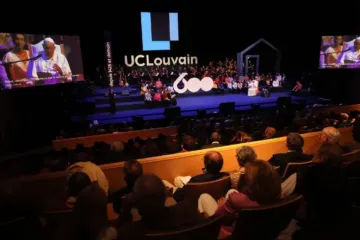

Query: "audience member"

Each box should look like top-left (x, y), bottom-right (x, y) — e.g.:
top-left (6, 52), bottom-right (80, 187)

top-left (66, 172), bottom-right (92, 208)
top-left (230, 146), bottom-right (257, 189)
top-left (264, 127), bottom-right (276, 139)
top-left (269, 133), bottom-right (313, 175)
top-left (117, 174), bottom-right (204, 239)
top-left (164, 151), bottom-right (229, 202)
top-left (320, 126), bottom-right (350, 153)
top-left (202, 132), bottom-right (222, 149)
top-left (198, 160), bottom-right (281, 239)
top-left (67, 150), bottom-right (109, 195)
top-left (74, 183), bottom-right (117, 240)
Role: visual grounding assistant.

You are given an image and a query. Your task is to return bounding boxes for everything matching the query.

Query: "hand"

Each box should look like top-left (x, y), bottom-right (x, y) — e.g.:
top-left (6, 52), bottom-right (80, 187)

top-left (53, 64), bottom-right (63, 75)
top-left (217, 197), bottom-right (225, 206)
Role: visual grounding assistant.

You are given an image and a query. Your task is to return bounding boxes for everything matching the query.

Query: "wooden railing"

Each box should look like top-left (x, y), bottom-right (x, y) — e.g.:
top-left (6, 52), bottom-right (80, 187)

top-left (52, 126), bottom-right (179, 150)
top-left (13, 127), bottom-right (353, 212)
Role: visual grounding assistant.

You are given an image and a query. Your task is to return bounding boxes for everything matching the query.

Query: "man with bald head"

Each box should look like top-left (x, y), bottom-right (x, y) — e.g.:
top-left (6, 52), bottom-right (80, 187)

top-left (27, 37), bottom-right (71, 82)
top-left (172, 151), bottom-right (228, 202)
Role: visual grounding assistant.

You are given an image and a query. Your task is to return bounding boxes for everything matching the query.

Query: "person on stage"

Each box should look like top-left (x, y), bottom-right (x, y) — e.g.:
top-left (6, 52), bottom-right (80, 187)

top-left (2, 33), bottom-right (30, 81)
top-left (340, 37), bottom-right (360, 68)
top-left (27, 37), bottom-right (72, 82)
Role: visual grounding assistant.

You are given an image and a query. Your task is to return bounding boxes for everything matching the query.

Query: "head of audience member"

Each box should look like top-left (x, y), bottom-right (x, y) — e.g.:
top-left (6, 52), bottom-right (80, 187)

top-left (110, 141), bottom-right (124, 152)
top-left (43, 37), bottom-right (56, 58)
top-left (141, 140), bottom-right (160, 158)
top-left (333, 35), bottom-right (343, 46)
top-left (74, 183), bottom-right (109, 240)
top-left (314, 143), bottom-right (343, 166)
top-left (210, 131), bottom-right (221, 143)
top-left (12, 33), bottom-right (25, 52)
top-left (264, 127), bottom-right (276, 139)
top-left (182, 135), bottom-right (199, 151)
top-left (204, 151), bottom-right (223, 174)
top-left (67, 172), bottom-right (92, 198)
top-left (286, 133), bottom-right (304, 152)
top-left (124, 160), bottom-right (143, 187)
top-left (132, 174), bottom-right (166, 220)
top-left (243, 160), bottom-right (281, 205)
top-left (320, 127), bottom-right (340, 145)
top-left (236, 146), bottom-right (257, 168)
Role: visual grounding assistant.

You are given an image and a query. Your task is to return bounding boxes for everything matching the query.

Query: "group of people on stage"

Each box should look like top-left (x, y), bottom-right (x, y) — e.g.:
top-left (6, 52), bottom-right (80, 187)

top-left (140, 79), bottom-right (177, 105)
top-left (320, 36), bottom-right (360, 68)
top-left (0, 33), bottom-right (72, 89)
top-left (106, 59), bottom-right (286, 98)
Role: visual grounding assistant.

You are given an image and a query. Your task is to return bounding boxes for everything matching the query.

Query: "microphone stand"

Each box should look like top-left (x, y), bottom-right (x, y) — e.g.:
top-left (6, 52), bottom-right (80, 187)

top-left (0, 54), bottom-right (41, 65)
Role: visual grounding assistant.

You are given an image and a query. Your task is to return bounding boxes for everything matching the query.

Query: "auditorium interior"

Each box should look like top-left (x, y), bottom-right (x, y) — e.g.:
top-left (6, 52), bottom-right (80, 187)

top-left (1, 2), bottom-right (360, 239)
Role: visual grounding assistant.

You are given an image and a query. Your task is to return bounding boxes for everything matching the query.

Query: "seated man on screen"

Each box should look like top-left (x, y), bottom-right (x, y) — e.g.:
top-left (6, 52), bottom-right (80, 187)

top-left (27, 37), bottom-right (71, 82)
top-left (340, 37), bottom-right (360, 68)
top-left (2, 33), bottom-right (30, 82)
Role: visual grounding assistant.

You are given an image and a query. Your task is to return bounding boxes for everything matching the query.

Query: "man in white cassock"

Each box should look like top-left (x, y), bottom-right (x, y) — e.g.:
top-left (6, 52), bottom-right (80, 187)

top-left (340, 37), bottom-right (360, 68)
top-left (27, 37), bottom-right (71, 82)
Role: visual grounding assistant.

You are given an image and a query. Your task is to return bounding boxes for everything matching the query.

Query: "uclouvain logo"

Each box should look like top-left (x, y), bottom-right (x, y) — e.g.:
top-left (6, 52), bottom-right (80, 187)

top-left (140, 12), bottom-right (179, 51)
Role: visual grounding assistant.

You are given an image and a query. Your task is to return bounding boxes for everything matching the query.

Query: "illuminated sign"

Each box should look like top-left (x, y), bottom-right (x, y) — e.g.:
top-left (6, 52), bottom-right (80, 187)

top-left (141, 12), bottom-right (179, 51)
top-left (105, 41), bottom-right (113, 88)
top-left (124, 54), bottom-right (198, 67)
top-left (173, 73), bottom-right (213, 94)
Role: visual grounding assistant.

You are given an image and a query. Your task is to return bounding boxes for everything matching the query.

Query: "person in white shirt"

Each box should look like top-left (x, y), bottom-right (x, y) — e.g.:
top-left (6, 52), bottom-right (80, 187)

top-left (340, 37), bottom-right (360, 68)
top-left (27, 37), bottom-right (71, 81)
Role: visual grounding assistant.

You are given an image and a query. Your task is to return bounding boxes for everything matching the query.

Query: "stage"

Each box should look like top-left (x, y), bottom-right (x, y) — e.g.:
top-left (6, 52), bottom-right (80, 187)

top-left (71, 85), bottom-right (319, 125)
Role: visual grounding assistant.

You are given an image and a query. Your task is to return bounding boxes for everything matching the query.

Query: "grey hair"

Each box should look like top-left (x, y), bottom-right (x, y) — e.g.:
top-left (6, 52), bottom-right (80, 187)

top-left (236, 146), bottom-right (257, 167)
top-left (322, 127), bottom-right (341, 144)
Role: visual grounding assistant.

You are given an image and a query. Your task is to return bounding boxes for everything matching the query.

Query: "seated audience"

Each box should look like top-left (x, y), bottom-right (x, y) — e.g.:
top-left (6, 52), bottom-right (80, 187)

top-left (112, 160), bottom-right (143, 215)
top-left (117, 174), bottom-right (204, 239)
top-left (264, 127), bottom-right (277, 139)
top-left (202, 132), bottom-right (222, 149)
top-left (319, 126), bottom-right (350, 153)
top-left (66, 172), bottom-right (92, 208)
top-left (164, 151), bottom-right (229, 202)
top-left (67, 148), bottom-right (109, 195)
top-left (74, 183), bottom-right (117, 240)
top-left (230, 146), bottom-right (257, 189)
top-left (198, 160), bottom-right (281, 239)
top-left (269, 133), bottom-right (313, 176)
top-left (295, 143), bottom-right (347, 228)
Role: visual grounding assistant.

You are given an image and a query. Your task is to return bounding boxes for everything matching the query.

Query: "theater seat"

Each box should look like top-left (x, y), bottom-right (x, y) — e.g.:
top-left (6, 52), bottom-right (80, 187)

top-left (144, 215), bottom-right (221, 240)
top-left (282, 161), bottom-right (313, 179)
top-left (183, 176), bottom-right (230, 201)
top-left (232, 194), bottom-right (303, 240)
top-left (343, 149), bottom-right (360, 163)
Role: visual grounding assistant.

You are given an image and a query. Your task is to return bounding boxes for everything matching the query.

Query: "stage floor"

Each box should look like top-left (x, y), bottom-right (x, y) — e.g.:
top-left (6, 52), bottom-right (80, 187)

top-left (73, 88), bottom-right (318, 125)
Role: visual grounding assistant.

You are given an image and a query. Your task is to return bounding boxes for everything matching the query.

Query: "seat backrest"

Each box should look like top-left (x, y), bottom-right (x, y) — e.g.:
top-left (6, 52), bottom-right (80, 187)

top-left (144, 216), bottom-right (221, 240)
top-left (233, 194), bottom-right (303, 240)
top-left (343, 149), bottom-right (360, 162)
top-left (28, 40), bottom-right (64, 57)
top-left (183, 176), bottom-right (230, 201)
top-left (282, 161), bottom-right (313, 179)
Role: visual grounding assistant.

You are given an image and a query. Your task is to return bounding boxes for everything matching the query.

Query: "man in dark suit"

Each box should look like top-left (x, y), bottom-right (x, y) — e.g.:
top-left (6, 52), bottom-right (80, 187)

top-left (269, 133), bottom-right (313, 176)
top-left (202, 132), bottom-right (223, 149)
top-left (172, 151), bottom-right (228, 202)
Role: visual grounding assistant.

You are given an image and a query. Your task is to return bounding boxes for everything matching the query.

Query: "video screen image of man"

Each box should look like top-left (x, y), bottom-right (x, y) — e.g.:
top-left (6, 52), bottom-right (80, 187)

top-left (320, 35), bottom-right (360, 69)
top-left (0, 33), bottom-right (84, 89)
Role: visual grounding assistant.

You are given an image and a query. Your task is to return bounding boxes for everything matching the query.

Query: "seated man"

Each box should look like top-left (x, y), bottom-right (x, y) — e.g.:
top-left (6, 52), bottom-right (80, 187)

top-left (202, 132), bottom-right (222, 149)
top-left (164, 151), bottom-right (229, 202)
top-left (320, 126), bottom-right (350, 153)
top-left (27, 37), bottom-right (71, 83)
top-left (269, 133), bottom-right (313, 176)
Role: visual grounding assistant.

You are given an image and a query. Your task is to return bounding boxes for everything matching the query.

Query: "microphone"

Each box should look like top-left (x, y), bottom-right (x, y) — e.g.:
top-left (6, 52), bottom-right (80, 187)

top-left (0, 53), bottom-right (42, 66)
top-left (31, 54), bottom-right (42, 60)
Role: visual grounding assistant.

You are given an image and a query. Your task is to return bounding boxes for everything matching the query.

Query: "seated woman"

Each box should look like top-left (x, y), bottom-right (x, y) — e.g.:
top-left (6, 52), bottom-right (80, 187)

top-left (198, 160), bottom-right (281, 239)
